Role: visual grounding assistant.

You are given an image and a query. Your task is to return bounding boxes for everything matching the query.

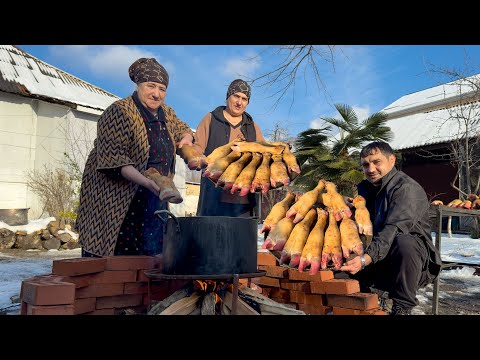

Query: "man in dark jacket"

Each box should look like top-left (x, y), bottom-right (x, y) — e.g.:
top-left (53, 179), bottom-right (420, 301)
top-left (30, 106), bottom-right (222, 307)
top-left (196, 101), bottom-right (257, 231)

top-left (340, 141), bottom-right (442, 315)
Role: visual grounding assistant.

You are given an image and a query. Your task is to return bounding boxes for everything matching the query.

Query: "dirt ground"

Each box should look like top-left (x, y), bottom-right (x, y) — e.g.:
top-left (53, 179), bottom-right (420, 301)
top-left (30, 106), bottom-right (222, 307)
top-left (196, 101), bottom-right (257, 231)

top-left (414, 274), bottom-right (480, 315)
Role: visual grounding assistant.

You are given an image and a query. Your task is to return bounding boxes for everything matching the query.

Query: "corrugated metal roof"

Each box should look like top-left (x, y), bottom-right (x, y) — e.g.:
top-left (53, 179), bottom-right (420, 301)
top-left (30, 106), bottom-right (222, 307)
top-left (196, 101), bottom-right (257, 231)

top-left (0, 45), bottom-right (120, 111)
top-left (383, 74), bottom-right (480, 119)
top-left (382, 73), bottom-right (480, 151)
top-left (387, 103), bottom-right (480, 150)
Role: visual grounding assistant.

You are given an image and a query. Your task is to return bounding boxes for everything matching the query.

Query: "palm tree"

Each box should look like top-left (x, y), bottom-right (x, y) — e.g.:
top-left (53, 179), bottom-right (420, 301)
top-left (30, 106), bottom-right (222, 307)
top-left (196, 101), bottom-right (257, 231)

top-left (293, 103), bottom-right (393, 196)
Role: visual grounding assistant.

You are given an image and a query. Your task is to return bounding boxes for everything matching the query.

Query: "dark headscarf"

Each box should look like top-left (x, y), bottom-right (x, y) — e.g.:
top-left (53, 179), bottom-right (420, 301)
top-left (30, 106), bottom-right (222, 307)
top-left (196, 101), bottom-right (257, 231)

top-left (128, 58), bottom-right (169, 88)
top-left (226, 79), bottom-right (251, 101)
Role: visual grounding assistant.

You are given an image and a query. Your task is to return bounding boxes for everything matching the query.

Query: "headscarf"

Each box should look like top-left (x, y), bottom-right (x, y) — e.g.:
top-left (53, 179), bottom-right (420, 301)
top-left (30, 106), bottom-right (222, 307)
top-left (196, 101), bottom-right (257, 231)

top-left (226, 79), bottom-right (251, 101)
top-left (128, 58), bottom-right (169, 88)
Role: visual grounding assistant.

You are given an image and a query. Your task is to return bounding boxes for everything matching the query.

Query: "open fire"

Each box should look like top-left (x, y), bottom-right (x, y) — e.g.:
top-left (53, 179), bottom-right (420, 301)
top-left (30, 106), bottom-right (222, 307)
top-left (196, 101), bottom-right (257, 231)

top-left (147, 278), bottom-right (305, 315)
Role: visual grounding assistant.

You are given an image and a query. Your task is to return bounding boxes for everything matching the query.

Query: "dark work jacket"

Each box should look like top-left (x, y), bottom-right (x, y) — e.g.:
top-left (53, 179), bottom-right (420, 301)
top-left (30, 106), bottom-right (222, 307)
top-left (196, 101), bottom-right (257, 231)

top-left (358, 167), bottom-right (442, 284)
top-left (196, 106), bottom-right (258, 216)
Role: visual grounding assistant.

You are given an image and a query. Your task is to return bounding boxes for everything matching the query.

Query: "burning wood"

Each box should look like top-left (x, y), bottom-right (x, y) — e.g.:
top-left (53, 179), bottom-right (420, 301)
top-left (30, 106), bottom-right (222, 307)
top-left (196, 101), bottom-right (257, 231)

top-left (148, 279), bottom-right (306, 315)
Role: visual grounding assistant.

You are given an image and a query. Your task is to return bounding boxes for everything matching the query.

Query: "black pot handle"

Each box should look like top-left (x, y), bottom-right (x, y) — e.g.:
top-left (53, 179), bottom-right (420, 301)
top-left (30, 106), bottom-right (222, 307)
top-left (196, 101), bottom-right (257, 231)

top-left (154, 210), bottom-right (181, 234)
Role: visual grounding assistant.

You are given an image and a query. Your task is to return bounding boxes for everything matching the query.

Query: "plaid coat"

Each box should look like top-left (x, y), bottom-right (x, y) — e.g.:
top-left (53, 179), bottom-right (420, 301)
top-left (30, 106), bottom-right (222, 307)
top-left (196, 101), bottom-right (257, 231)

top-left (76, 96), bottom-right (193, 256)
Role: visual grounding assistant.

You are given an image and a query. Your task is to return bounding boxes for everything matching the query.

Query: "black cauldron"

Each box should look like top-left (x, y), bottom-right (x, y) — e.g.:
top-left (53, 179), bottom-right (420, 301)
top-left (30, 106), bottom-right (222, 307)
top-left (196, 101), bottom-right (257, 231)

top-left (155, 210), bottom-right (258, 275)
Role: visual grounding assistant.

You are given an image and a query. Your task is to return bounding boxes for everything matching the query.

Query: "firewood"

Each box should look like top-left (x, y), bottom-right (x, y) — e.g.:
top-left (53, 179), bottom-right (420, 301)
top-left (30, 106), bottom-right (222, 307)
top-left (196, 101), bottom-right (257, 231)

top-left (189, 307), bottom-right (202, 315)
top-left (223, 291), bottom-right (260, 315)
top-left (159, 293), bottom-right (202, 315)
top-left (238, 286), bottom-right (305, 315)
top-left (148, 286), bottom-right (191, 315)
top-left (221, 303), bottom-right (231, 315)
top-left (201, 292), bottom-right (217, 315)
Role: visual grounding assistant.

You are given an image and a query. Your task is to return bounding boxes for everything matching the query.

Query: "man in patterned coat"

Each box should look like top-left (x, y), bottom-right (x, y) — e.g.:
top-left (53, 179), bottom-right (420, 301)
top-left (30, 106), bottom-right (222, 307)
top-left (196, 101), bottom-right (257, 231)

top-left (76, 58), bottom-right (194, 257)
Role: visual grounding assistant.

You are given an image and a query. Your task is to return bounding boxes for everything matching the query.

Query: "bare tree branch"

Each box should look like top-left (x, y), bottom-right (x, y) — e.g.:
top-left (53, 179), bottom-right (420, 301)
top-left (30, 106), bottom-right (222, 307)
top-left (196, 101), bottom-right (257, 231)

top-left (416, 54), bottom-right (480, 202)
top-left (244, 45), bottom-right (338, 113)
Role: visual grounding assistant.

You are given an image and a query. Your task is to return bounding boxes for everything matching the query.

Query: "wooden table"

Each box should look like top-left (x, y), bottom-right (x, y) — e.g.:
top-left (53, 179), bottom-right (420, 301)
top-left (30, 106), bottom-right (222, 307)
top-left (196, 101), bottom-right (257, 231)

top-left (429, 204), bottom-right (480, 314)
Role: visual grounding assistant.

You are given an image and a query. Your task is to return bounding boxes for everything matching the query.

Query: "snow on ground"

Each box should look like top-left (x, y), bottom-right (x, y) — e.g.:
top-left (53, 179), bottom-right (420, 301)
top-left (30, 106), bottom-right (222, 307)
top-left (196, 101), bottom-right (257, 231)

top-left (0, 248), bottom-right (81, 314)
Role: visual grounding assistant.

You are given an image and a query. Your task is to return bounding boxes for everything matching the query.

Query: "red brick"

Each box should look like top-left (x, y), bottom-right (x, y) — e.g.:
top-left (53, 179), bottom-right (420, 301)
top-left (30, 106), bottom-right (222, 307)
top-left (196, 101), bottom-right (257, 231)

top-left (143, 288), bottom-right (173, 305)
top-left (74, 298), bottom-right (96, 315)
top-left (326, 293), bottom-right (378, 310)
top-left (289, 291), bottom-right (306, 303)
top-left (96, 294), bottom-right (143, 309)
top-left (297, 303), bottom-right (332, 315)
top-left (84, 308), bottom-right (115, 315)
top-left (123, 282), bottom-right (171, 295)
top-left (52, 257), bottom-right (107, 276)
top-left (61, 274), bottom-right (95, 288)
top-left (268, 288), bottom-right (290, 301)
top-left (75, 283), bottom-right (124, 299)
top-left (257, 250), bottom-right (278, 266)
top-left (137, 270), bottom-right (152, 282)
top-left (258, 265), bottom-right (289, 278)
top-left (287, 268), bottom-right (334, 282)
top-left (310, 279), bottom-right (360, 295)
top-left (105, 256), bottom-right (155, 270)
top-left (251, 276), bottom-right (280, 287)
top-left (27, 304), bottom-right (75, 315)
top-left (170, 279), bottom-right (191, 291)
top-left (261, 287), bottom-right (273, 297)
top-left (244, 283), bottom-right (263, 294)
top-left (124, 282), bottom-right (149, 295)
top-left (304, 294), bottom-right (327, 306)
top-left (362, 308), bottom-right (388, 315)
top-left (238, 279), bottom-right (264, 294)
top-left (21, 301), bottom-right (28, 315)
top-left (238, 278), bottom-right (249, 286)
top-left (22, 280), bottom-right (75, 305)
top-left (332, 307), bottom-right (361, 315)
top-left (280, 280), bottom-right (310, 292)
top-left (91, 270), bottom-right (137, 284)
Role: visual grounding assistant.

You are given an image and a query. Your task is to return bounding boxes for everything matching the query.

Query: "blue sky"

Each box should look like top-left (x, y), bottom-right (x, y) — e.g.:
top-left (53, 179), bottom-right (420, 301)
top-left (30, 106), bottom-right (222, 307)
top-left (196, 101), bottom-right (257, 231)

top-left (17, 45), bottom-right (480, 138)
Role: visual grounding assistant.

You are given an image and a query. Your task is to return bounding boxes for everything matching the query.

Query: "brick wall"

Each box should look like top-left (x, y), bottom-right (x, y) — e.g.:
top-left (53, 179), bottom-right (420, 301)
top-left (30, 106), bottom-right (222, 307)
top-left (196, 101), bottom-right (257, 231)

top-left (19, 255), bottom-right (188, 315)
top-left (20, 250), bottom-right (387, 315)
top-left (250, 249), bottom-right (388, 315)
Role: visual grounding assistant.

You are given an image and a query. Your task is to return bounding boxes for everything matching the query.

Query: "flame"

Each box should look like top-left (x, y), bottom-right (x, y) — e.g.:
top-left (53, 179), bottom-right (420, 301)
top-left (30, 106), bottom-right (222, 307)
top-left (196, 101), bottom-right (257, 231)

top-left (193, 280), bottom-right (227, 305)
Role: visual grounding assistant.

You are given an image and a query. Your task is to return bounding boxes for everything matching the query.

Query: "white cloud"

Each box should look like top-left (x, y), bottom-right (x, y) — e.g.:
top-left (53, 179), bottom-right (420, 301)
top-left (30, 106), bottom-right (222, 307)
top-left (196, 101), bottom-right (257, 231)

top-left (222, 50), bottom-right (261, 79)
top-left (309, 117), bottom-right (329, 129)
top-left (48, 45), bottom-right (170, 82)
top-left (352, 105), bottom-right (371, 121)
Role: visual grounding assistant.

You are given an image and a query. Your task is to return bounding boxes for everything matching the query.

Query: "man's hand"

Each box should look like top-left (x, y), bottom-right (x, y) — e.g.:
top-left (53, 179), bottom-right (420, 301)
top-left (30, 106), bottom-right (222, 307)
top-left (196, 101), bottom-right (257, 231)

top-left (177, 133), bottom-right (194, 148)
top-left (340, 254), bottom-right (371, 275)
top-left (343, 196), bottom-right (354, 209)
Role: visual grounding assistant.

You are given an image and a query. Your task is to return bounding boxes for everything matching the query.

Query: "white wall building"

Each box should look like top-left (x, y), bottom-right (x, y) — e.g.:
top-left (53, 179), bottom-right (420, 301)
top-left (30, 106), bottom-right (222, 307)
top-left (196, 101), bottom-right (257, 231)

top-left (0, 45), bottom-right (189, 221)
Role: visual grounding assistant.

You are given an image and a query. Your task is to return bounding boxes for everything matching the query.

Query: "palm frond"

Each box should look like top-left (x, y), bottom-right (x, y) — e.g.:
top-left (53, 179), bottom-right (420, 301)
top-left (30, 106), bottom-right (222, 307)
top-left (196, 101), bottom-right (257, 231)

top-left (334, 103), bottom-right (358, 129)
top-left (340, 169), bottom-right (365, 184)
top-left (292, 102), bottom-right (392, 193)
